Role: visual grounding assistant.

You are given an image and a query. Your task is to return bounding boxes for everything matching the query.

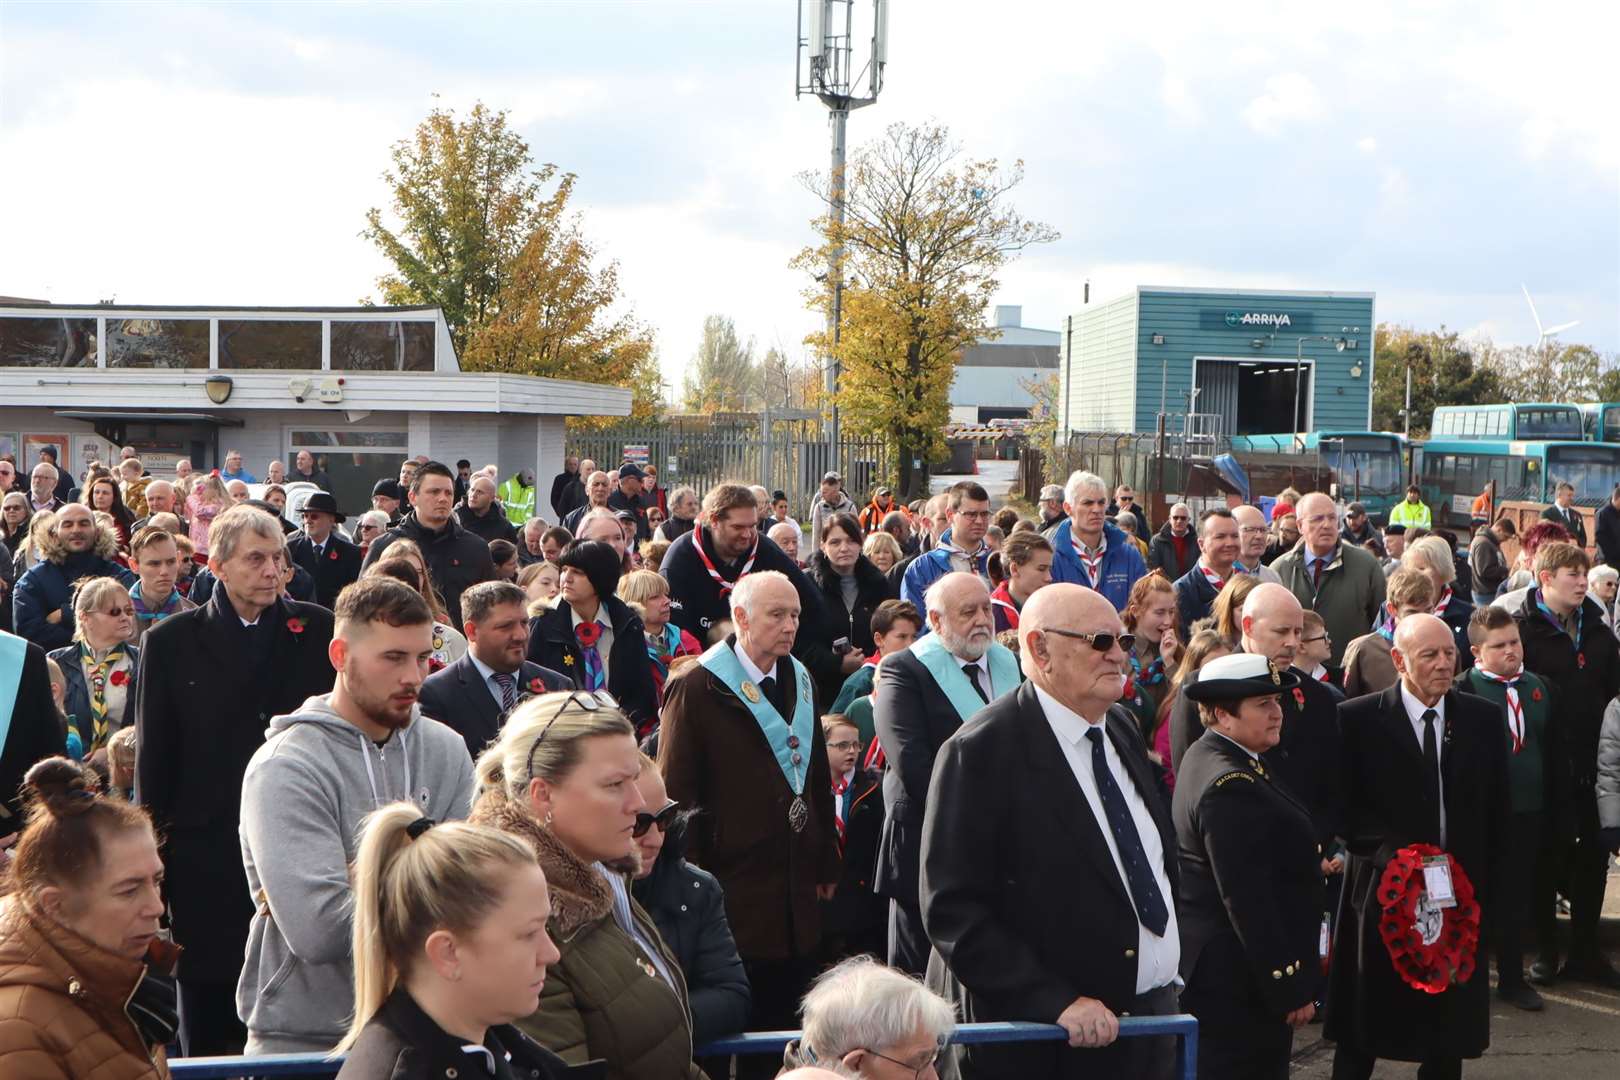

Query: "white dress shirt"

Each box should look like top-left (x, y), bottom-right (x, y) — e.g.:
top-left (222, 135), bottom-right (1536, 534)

top-left (956, 652), bottom-right (996, 700)
top-left (1399, 683), bottom-right (1447, 847)
top-left (732, 640), bottom-right (780, 688)
top-left (569, 604), bottom-right (613, 682)
top-left (1033, 684), bottom-right (1180, 993)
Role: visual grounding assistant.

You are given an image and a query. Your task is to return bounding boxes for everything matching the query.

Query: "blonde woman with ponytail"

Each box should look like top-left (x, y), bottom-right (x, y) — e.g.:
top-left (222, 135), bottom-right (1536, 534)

top-left (335, 801), bottom-right (584, 1080)
top-left (470, 692), bottom-right (707, 1080)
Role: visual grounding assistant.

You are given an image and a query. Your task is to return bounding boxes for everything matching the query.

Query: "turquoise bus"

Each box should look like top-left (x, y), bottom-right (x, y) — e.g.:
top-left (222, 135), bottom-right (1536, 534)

top-left (1417, 438), bottom-right (1620, 528)
top-left (1429, 403), bottom-right (1583, 441)
top-left (1229, 431), bottom-right (1407, 521)
top-left (1578, 403), bottom-right (1620, 442)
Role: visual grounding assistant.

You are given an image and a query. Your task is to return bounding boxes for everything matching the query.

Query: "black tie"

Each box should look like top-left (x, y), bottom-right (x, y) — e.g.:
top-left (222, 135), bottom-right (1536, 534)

top-left (963, 662), bottom-right (990, 704)
top-left (1085, 728), bottom-right (1169, 936)
top-left (759, 675), bottom-right (777, 711)
top-left (1421, 708), bottom-right (1442, 843)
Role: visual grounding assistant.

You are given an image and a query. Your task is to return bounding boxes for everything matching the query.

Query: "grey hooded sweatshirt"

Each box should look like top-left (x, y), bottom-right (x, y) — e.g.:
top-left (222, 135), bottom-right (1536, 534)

top-left (236, 694), bottom-right (475, 1053)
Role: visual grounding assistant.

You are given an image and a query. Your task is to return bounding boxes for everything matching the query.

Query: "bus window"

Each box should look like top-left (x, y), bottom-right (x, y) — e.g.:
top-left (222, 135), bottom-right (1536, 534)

top-left (1547, 446), bottom-right (1620, 503)
top-left (1605, 408), bottom-right (1620, 443)
top-left (1517, 407), bottom-right (1582, 440)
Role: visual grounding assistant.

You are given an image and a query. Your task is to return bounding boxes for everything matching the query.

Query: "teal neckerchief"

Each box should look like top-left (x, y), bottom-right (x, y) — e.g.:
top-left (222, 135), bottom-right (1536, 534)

top-left (0, 631), bottom-right (29, 761)
top-left (698, 642), bottom-right (815, 796)
top-left (910, 633), bottom-right (1021, 720)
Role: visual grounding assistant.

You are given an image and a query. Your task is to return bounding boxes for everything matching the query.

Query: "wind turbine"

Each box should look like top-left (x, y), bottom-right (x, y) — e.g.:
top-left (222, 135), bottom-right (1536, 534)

top-left (1522, 284), bottom-right (1580, 348)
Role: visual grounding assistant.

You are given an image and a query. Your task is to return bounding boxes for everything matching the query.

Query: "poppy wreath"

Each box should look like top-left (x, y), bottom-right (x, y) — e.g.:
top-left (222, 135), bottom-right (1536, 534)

top-left (1376, 843), bottom-right (1480, 994)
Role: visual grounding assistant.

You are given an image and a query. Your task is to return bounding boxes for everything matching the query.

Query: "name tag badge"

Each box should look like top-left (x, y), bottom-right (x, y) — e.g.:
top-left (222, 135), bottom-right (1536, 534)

top-left (1319, 914), bottom-right (1331, 959)
top-left (1422, 856), bottom-right (1457, 909)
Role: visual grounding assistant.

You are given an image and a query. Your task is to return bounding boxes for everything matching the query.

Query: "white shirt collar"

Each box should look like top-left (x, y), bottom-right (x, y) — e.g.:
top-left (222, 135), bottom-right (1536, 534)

top-left (1032, 684), bottom-right (1109, 746)
top-left (569, 605), bottom-right (604, 631)
top-left (1399, 681), bottom-right (1446, 726)
top-left (733, 639), bottom-right (778, 684)
top-left (468, 651), bottom-right (518, 687)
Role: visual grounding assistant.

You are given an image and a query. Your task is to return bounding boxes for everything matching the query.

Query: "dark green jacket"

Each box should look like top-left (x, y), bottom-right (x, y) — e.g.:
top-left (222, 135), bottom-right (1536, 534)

top-left (1456, 667), bottom-right (1563, 820)
top-left (472, 791), bottom-right (705, 1080)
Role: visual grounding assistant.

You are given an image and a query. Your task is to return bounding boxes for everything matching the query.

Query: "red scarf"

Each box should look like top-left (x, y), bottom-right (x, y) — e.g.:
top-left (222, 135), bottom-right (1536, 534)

top-left (1475, 666), bottom-right (1525, 753)
top-left (990, 581), bottom-right (1020, 628)
top-left (1198, 562), bottom-right (1229, 592)
top-left (693, 526), bottom-right (757, 597)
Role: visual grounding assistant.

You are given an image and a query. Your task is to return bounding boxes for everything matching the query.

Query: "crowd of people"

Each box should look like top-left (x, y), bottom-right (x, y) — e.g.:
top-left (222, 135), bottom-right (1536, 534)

top-left (1, 442), bottom-right (1619, 1080)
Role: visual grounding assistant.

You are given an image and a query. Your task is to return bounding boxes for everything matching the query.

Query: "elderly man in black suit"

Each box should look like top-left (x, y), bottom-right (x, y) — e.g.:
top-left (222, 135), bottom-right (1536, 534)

top-left (1327, 613), bottom-right (1510, 1080)
top-left (287, 491), bottom-right (362, 609)
top-left (873, 571), bottom-right (1020, 976)
top-left (135, 504), bottom-right (337, 1057)
top-left (922, 582), bottom-right (1182, 1080)
top-left (417, 580), bottom-right (570, 758)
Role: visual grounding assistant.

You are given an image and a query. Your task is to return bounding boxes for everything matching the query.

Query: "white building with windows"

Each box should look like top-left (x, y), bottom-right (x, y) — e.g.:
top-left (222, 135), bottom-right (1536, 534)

top-left (0, 302), bottom-right (629, 516)
top-left (948, 305), bottom-right (1059, 424)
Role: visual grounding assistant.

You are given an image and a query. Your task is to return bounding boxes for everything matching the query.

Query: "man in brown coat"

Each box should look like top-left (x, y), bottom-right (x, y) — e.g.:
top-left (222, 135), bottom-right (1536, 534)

top-left (660, 570), bottom-right (840, 1076)
top-left (1341, 568), bottom-right (1435, 698)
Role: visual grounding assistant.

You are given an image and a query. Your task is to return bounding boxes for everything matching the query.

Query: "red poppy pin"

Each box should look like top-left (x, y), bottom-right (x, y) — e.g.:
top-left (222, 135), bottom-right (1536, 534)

top-left (328, 548), bottom-right (339, 561)
top-left (1578, 652), bottom-right (1587, 669)
top-left (451, 558), bottom-right (460, 567)
top-left (110, 670), bottom-right (129, 688)
top-left (575, 621), bottom-right (602, 648)
top-left (428, 657), bottom-right (446, 673)
top-left (1531, 687), bottom-right (1543, 701)
top-left (1292, 687), bottom-right (1306, 708)
top-left (286, 617), bottom-right (306, 635)
top-left (529, 677), bottom-right (545, 694)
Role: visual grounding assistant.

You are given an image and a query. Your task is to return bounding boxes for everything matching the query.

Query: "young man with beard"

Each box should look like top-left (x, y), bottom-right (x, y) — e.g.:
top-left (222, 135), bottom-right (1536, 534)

top-left (236, 576), bottom-right (474, 1054)
top-left (12, 502), bottom-right (134, 648)
top-left (874, 572), bottom-right (1020, 975)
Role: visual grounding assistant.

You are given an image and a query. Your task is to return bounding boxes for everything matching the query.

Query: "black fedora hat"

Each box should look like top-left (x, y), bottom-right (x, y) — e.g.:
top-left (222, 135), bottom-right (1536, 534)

top-left (300, 491), bottom-right (347, 523)
top-left (1183, 652), bottom-right (1300, 703)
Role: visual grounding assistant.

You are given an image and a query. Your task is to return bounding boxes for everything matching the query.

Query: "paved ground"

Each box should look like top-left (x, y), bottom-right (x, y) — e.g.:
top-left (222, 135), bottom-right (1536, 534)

top-left (1290, 863), bottom-right (1620, 1077)
top-left (930, 458), bottom-right (1021, 499)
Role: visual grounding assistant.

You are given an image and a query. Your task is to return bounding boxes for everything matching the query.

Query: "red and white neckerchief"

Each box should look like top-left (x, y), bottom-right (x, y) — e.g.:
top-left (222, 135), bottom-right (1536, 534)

top-left (1310, 664), bottom-right (1333, 683)
top-left (1433, 586), bottom-right (1453, 617)
top-left (990, 582), bottom-right (1020, 628)
top-left (693, 526), bottom-right (757, 597)
top-left (1198, 562), bottom-right (1230, 592)
top-left (1475, 666), bottom-right (1526, 753)
top-left (1072, 530), bottom-right (1106, 586)
top-left (832, 772), bottom-right (851, 843)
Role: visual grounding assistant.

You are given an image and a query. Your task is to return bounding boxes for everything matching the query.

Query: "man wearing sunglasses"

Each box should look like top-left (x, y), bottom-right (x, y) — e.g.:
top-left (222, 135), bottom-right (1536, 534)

top-left (921, 583), bottom-right (1181, 1079)
top-left (1049, 470), bottom-right (1147, 613)
top-left (660, 570), bottom-right (840, 1072)
top-left (873, 572), bottom-right (1019, 976)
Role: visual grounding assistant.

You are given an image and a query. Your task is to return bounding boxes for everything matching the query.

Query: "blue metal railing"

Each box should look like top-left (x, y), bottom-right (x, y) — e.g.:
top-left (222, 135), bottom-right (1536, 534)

top-left (170, 1015), bottom-right (1198, 1079)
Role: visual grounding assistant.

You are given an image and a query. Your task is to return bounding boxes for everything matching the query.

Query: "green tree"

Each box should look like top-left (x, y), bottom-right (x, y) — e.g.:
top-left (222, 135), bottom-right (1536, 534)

top-left (1370, 324), bottom-right (1504, 436)
top-left (1485, 340), bottom-right (1603, 403)
top-left (793, 122), bottom-right (1058, 498)
top-left (682, 315), bottom-right (759, 413)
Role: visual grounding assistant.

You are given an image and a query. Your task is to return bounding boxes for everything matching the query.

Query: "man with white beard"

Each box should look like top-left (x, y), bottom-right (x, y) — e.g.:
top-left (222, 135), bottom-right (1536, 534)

top-left (873, 572), bottom-right (1022, 975)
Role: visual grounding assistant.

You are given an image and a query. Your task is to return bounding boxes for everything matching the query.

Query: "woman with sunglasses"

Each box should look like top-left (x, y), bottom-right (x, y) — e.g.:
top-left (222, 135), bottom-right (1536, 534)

top-left (48, 576), bottom-right (138, 771)
top-left (471, 692), bottom-right (705, 1080)
top-left (628, 755), bottom-right (751, 1047)
top-left (526, 539), bottom-right (658, 739)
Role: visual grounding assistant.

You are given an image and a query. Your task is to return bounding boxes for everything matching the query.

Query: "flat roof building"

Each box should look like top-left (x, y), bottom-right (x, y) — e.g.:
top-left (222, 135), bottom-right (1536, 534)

top-left (0, 302), bottom-right (629, 515)
top-left (949, 305), bottom-right (1059, 424)
top-left (1057, 286), bottom-right (1375, 437)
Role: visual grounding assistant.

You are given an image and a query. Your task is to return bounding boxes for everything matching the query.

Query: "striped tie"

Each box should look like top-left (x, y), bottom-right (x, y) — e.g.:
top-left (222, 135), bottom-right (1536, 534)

top-left (493, 672), bottom-right (517, 712)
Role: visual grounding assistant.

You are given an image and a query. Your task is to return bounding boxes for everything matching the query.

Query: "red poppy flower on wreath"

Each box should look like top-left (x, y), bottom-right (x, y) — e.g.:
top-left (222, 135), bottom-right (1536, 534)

top-left (1375, 843), bottom-right (1480, 995)
top-left (575, 621), bottom-right (602, 649)
top-left (1292, 687), bottom-right (1306, 708)
top-left (286, 617), bottom-right (306, 635)
top-left (109, 670), bottom-right (129, 688)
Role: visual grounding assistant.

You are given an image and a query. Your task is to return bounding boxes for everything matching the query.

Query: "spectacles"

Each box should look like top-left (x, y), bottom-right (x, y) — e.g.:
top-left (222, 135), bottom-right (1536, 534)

top-left (955, 510), bottom-right (991, 520)
top-left (526, 690), bottom-right (619, 778)
top-left (1040, 628), bottom-right (1136, 653)
top-left (633, 800), bottom-right (680, 838)
top-left (1239, 526), bottom-right (1268, 536)
top-left (862, 1043), bottom-right (948, 1079)
top-left (1303, 634), bottom-right (1331, 644)
top-left (827, 740), bottom-right (861, 752)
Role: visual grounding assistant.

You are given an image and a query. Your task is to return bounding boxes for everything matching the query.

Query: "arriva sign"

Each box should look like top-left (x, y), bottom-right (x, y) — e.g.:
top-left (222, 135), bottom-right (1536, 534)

top-left (1224, 311), bottom-right (1293, 328)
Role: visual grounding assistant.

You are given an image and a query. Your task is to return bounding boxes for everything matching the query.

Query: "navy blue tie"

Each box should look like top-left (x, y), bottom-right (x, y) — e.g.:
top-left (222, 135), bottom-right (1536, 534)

top-left (1085, 727), bottom-right (1170, 936)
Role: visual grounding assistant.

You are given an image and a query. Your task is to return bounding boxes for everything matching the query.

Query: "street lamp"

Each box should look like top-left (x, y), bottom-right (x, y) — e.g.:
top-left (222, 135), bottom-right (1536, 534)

top-left (798, 0), bottom-right (888, 451)
top-left (1291, 329), bottom-right (1359, 447)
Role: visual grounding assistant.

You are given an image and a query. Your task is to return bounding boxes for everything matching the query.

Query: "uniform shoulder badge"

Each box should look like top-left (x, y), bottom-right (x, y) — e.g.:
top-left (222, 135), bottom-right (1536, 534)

top-left (1214, 770), bottom-right (1255, 787)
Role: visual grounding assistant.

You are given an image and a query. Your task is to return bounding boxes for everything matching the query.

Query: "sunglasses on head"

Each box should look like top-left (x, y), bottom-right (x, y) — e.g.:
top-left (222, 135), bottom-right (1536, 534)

top-left (1041, 628), bottom-right (1136, 653)
top-left (633, 800), bottom-right (680, 838)
top-left (526, 690), bottom-right (620, 778)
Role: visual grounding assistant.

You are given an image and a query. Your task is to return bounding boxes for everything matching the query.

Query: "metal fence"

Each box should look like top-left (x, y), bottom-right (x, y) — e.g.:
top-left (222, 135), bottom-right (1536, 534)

top-left (569, 418), bottom-right (891, 510)
top-left (1022, 430), bottom-right (1234, 505)
top-left (170, 1016), bottom-right (1200, 1079)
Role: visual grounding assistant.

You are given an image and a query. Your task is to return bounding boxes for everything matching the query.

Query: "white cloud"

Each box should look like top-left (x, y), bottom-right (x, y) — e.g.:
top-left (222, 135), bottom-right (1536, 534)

top-left (1242, 72), bottom-right (1325, 136)
top-left (1357, 135), bottom-right (1378, 153)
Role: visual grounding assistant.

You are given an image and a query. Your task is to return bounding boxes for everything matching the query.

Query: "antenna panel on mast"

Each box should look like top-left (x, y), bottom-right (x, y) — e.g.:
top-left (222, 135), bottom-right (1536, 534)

top-left (870, 0), bottom-right (888, 95)
top-left (807, 0), bottom-right (827, 73)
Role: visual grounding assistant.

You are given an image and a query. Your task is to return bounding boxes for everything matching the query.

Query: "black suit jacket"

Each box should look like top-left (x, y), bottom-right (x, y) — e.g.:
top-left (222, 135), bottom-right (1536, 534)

top-left (872, 646), bottom-right (980, 904)
top-left (1325, 685), bottom-right (1509, 1062)
top-left (134, 590), bottom-right (336, 982)
top-left (921, 681), bottom-right (1178, 1079)
top-left (1540, 503), bottom-right (1588, 548)
top-left (288, 530), bottom-right (363, 610)
top-left (418, 653), bottom-right (571, 759)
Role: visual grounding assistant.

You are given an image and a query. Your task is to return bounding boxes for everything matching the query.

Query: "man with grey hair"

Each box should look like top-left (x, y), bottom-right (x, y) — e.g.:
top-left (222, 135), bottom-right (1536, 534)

top-left (660, 568), bottom-right (840, 1070)
top-left (1049, 470), bottom-right (1146, 611)
top-left (517, 515), bottom-right (549, 566)
top-left (922, 583), bottom-right (1181, 1078)
top-left (1272, 491), bottom-right (1386, 668)
top-left (768, 519), bottom-right (802, 565)
top-left (132, 479), bottom-right (181, 532)
top-left (783, 955), bottom-right (955, 1077)
top-left (1231, 503), bottom-right (1283, 584)
top-left (1148, 501), bottom-right (1197, 582)
top-left (875, 571), bottom-right (1019, 974)
top-left (656, 484), bottom-right (699, 541)
top-left (29, 462), bottom-right (62, 513)
top-left (561, 469), bottom-right (611, 534)
top-left (135, 503), bottom-right (336, 1056)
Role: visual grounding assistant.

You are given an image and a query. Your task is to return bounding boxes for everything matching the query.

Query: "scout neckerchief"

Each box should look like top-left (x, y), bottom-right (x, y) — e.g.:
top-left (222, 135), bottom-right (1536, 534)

top-left (129, 580), bottom-right (182, 623)
top-left (1198, 562), bottom-right (1230, 592)
top-left (1473, 665), bottom-right (1526, 753)
top-left (574, 618), bottom-right (607, 691)
top-left (697, 641), bottom-right (816, 831)
top-left (1534, 588), bottom-right (1586, 667)
top-left (1130, 649), bottom-right (1166, 688)
top-left (1070, 525), bottom-right (1106, 586)
top-left (935, 531), bottom-right (988, 577)
top-left (693, 527), bottom-right (756, 598)
top-left (1432, 586), bottom-right (1453, 618)
top-left (989, 581), bottom-right (1020, 629)
top-left (81, 641), bottom-right (127, 751)
top-left (832, 771), bottom-right (851, 845)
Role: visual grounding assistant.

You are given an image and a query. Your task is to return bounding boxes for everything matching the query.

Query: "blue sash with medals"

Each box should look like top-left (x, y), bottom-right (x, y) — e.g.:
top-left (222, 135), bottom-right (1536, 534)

top-left (698, 642), bottom-right (815, 800)
top-left (910, 632), bottom-right (1021, 721)
top-left (0, 631), bottom-right (28, 760)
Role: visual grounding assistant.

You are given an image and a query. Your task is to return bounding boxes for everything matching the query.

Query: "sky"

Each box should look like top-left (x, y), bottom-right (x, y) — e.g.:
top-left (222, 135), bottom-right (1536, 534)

top-left (2, 0), bottom-right (1616, 395)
